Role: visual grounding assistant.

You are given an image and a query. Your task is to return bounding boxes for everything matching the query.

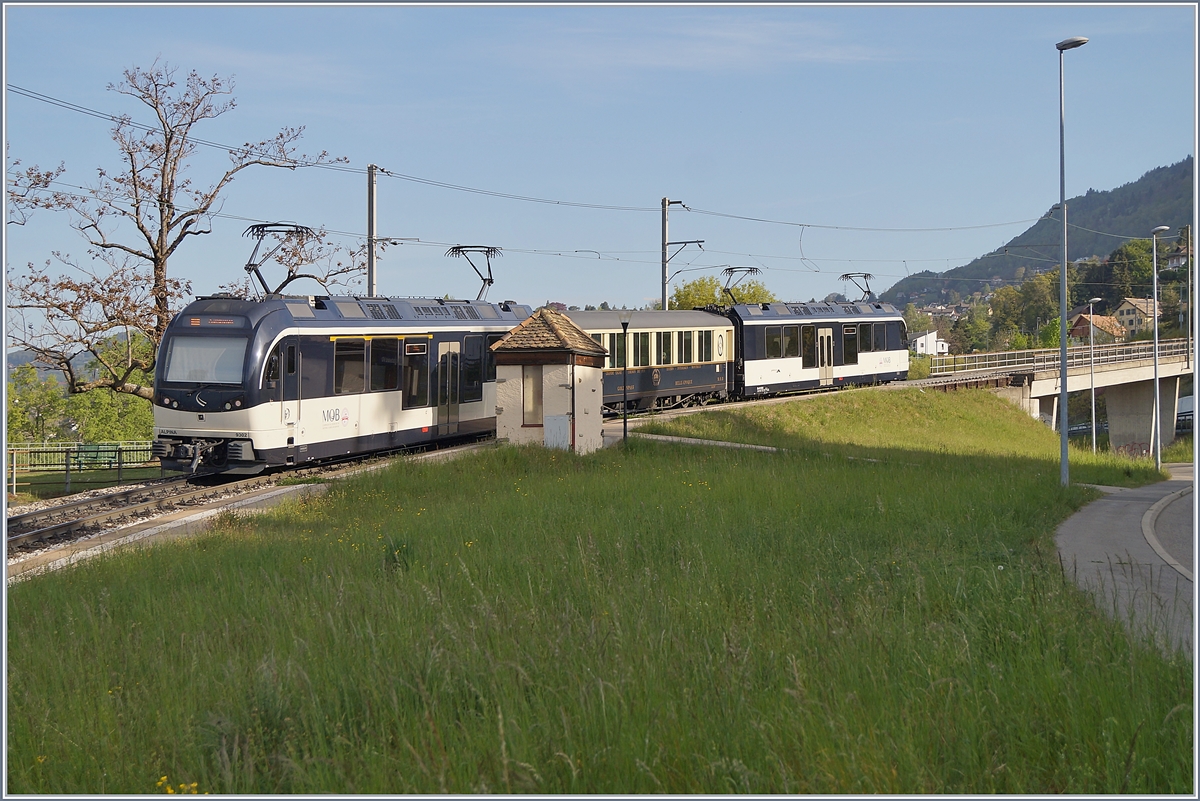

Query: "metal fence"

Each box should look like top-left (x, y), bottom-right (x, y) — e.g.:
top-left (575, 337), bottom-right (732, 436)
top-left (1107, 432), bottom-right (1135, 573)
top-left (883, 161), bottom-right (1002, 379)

top-left (7, 441), bottom-right (159, 497)
top-left (930, 337), bottom-right (1191, 377)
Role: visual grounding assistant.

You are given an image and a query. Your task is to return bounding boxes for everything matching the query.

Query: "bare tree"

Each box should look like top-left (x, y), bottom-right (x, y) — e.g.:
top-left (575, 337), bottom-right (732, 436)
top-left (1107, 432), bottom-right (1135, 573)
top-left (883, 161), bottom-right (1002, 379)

top-left (6, 145), bottom-right (66, 226)
top-left (7, 60), bottom-right (345, 400)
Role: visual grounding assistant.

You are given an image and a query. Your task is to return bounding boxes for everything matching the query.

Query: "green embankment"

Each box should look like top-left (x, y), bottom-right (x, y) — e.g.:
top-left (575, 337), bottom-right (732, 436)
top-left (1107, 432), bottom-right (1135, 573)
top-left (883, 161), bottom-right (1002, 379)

top-left (6, 390), bottom-right (1191, 794)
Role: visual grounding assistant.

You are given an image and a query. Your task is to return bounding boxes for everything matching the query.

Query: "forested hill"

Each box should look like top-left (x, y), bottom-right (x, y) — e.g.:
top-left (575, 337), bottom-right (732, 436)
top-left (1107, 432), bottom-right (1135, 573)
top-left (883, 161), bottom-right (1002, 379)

top-left (880, 156), bottom-right (1193, 305)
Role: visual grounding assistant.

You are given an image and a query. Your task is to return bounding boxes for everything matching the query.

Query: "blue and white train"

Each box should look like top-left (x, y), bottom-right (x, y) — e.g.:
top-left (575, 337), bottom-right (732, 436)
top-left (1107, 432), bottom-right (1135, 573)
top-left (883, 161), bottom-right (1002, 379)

top-left (151, 294), bottom-right (907, 473)
top-left (151, 294), bottom-right (532, 474)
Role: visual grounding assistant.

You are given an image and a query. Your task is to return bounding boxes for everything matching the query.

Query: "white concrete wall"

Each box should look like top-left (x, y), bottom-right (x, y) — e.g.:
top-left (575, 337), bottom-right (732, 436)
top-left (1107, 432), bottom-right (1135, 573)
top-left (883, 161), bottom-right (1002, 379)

top-left (573, 364), bottom-right (604, 455)
top-left (497, 360), bottom-right (604, 454)
top-left (495, 365), bottom-right (541, 446)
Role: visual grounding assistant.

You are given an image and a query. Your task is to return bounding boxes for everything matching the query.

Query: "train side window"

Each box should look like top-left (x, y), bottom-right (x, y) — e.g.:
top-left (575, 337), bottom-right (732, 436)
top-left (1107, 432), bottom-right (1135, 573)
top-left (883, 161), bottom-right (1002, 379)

top-left (485, 334), bottom-right (502, 380)
top-left (677, 331), bottom-right (693, 363)
top-left (858, 323), bottom-right (872, 353)
top-left (765, 326), bottom-right (782, 359)
top-left (286, 344), bottom-right (296, 375)
top-left (873, 323), bottom-right (886, 352)
top-left (264, 346), bottom-right (281, 384)
top-left (403, 340), bottom-right (430, 408)
top-left (633, 332), bottom-right (651, 367)
top-left (608, 333), bottom-right (626, 368)
top-left (656, 332), bottom-right (672, 365)
top-left (801, 325), bottom-right (816, 368)
top-left (300, 338), bottom-right (331, 398)
top-left (698, 330), bottom-right (713, 362)
top-left (370, 338), bottom-right (401, 392)
top-left (897, 320), bottom-right (908, 349)
top-left (783, 326), bottom-right (799, 358)
top-left (843, 325), bottom-right (858, 365)
top-left (334, 339), bottom-right (366, 394)
top-left (462, 335), bottom-right (484, 403)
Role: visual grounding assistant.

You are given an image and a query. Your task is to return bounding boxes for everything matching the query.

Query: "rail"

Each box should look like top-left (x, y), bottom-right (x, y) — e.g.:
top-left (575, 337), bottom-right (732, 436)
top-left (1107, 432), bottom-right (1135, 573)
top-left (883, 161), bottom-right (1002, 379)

top-left (930, 337), bottom-right (1191, 377)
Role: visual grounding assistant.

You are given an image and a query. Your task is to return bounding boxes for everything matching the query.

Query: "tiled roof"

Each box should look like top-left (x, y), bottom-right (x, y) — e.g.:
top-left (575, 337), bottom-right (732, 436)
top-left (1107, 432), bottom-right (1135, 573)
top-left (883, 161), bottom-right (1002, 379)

top-left (491, 308), bottom-right (608, 355)
top-left (1071, 314), bottom-right (1125, 339)
top-left (1119, 298), bottom-right (1155, 315)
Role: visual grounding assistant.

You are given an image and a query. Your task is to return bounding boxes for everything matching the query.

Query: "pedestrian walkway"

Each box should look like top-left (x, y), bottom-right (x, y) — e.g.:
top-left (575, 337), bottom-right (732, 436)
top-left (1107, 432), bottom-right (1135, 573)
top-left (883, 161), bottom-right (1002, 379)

top-left (1056, 463), bottom-right (1194, 655)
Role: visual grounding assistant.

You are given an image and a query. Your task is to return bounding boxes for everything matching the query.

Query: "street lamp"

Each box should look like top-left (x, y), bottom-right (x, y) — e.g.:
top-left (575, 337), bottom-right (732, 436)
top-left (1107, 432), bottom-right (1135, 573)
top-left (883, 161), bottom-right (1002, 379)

top-left (618, 309), bottom-right (633, 444)
top-left (1152, 225), bottom-right (1170, 470)
top-left (1056, 34), bottom-right (1088, 487)
top-left (1087, 297), bottom-right (1101, 453)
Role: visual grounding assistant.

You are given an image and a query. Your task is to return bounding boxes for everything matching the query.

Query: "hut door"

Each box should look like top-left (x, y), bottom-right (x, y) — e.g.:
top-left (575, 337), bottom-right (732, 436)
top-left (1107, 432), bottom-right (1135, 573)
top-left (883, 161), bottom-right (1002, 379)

top-left (437, 341), bottom-right (461, 435)
top-left (818, 328), bottom-right (834, 386)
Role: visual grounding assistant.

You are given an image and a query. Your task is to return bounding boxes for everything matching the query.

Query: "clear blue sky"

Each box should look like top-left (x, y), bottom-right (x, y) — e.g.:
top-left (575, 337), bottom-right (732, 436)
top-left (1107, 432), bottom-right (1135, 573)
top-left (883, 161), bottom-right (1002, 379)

top-left (4, 3), bottom-right (1196, 311)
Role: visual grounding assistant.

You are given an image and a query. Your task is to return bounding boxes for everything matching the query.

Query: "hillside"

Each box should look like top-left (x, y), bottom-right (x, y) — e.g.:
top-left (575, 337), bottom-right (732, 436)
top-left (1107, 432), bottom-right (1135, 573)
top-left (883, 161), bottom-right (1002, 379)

top-left (882, 157), bottom-right (1193, 305)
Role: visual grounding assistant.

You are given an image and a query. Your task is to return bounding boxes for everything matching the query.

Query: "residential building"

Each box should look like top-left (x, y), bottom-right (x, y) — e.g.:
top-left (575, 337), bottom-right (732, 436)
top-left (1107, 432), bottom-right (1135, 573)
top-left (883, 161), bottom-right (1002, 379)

top-left (1068, 314), bottom-right (1125, 343)
top-left (1113, 298), bottom-right (1155, 335)
top-left (908, 330), bottom-right (949, 355)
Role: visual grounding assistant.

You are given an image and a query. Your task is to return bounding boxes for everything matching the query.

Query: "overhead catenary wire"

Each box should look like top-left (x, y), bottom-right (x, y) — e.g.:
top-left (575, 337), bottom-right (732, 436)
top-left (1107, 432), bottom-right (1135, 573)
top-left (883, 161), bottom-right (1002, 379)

top-left (9, 81), bottom-right (1134, 237)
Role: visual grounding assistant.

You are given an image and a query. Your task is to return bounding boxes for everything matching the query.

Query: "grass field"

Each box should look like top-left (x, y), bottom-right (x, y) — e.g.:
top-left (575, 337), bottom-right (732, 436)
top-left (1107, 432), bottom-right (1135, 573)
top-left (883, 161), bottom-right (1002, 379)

top-left (6, 390), bottom-right (1192, 793)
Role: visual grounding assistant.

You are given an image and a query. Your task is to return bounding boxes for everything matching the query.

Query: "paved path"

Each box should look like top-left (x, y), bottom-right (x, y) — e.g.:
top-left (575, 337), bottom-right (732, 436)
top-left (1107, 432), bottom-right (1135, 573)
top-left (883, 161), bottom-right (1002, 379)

top-left (1056, 463), bottom-right (1194, 655)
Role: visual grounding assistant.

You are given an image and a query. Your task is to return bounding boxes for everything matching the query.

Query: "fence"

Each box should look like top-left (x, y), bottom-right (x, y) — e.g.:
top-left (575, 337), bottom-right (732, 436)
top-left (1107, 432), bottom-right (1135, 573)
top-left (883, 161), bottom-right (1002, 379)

top-left (7, 441), bottom-right (160, 498)
top-left (930, 337), bottom-right (1191, 377)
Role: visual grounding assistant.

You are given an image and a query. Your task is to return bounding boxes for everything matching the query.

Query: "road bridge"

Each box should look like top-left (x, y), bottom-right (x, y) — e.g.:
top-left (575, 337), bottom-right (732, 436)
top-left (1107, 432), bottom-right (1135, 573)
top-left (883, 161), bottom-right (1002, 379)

top-left (928, 338), bottom-right (1193, 456)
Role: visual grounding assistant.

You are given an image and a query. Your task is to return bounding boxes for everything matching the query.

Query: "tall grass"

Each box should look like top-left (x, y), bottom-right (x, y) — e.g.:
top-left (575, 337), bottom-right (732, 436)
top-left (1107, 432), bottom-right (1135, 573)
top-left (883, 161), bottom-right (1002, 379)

top-left (7, 390), bottom-right (1191, 793)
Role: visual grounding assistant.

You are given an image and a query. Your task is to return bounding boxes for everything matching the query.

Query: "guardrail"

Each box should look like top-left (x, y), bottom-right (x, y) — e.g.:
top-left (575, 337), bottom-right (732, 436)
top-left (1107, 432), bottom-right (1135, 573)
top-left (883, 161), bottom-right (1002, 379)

top-left (930, 337), bottom-right (1191, 377)
top-left (7, 441), bottom-right (159, 498)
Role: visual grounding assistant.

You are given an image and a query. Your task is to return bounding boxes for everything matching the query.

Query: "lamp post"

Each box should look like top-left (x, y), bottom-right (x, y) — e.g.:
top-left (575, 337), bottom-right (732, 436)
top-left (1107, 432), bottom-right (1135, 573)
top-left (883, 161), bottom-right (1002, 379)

top-left (1087, 297), bottom-right (1101, 453)
top-left (1056, 34), bottom-right (1088, 487)
top-left (619, 309), bottom-right (633, 444)
top-left (1151, 225), bottom-right (1169, 470)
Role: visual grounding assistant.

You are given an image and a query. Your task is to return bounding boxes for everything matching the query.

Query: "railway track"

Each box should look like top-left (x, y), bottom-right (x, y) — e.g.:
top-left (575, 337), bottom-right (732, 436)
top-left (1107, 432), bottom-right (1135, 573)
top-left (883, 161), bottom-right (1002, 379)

top-left (6, 435), bottom-right (491, 555)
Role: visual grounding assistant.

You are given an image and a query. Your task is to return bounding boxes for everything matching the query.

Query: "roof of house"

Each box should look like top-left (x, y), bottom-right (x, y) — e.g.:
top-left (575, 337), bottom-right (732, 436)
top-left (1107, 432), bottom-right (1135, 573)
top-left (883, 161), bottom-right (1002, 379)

top-left (490, 307), bottom-right (608, 355)
top-left (1118, 297), bottom-right (1155, 315)
top-left (1070, 314), bottom-right (1125, 338)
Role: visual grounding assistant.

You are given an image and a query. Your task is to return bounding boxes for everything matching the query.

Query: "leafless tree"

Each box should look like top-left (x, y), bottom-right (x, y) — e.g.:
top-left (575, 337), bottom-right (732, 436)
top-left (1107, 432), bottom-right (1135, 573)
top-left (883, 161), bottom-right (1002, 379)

top-left (7, 60), bottom-right (346, 400)
top-left (6, 145), bottom-right (66, 226)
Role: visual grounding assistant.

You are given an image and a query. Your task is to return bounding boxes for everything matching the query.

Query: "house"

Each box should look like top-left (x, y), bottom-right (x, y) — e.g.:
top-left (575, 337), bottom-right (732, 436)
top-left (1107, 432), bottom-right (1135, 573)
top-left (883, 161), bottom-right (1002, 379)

top-left (1167, 241), bottom-right (1192, 271)
top-left (490, 307), bottom-right (608, 455)
top-left (1113, 298), bottom-right (1156, 335)
top-left (908, 330), bottom-right (949, 355)
top-left (1068, 314), bottom-right (1125, 343)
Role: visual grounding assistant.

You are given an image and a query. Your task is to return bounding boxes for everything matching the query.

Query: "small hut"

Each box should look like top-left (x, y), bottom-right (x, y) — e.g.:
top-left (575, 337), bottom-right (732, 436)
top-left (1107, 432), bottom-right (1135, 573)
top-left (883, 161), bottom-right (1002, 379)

top-left (490, 308), bottom-right (608, 454)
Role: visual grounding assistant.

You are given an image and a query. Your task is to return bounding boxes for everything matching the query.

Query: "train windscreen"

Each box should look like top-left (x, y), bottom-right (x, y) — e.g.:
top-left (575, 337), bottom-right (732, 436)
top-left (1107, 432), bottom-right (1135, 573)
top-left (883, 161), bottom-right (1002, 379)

top-left (163, 336), bottom-right (248, 384)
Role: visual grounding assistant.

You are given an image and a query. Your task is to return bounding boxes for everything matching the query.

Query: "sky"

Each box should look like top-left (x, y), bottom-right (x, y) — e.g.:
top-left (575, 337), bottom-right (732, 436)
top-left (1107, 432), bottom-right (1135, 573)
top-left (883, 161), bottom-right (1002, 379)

top-left (3, 3), bottom-right (1197, 315)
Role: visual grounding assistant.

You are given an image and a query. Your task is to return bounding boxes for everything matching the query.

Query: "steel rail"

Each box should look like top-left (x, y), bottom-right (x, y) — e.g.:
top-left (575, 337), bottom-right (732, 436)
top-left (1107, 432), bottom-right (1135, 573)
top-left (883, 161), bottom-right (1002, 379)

top-left (6, 477), bottom-right (190, 534)
top-left (6, 434), bottom-right (493, 552)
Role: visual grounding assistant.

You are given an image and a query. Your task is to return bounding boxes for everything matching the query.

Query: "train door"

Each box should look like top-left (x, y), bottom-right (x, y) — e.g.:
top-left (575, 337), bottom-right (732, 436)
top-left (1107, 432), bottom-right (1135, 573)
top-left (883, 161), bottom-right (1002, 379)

top-left (818, 327), bottom-right (834, 386)
top-left (437, 341), bottom-right (461, 436)
top-left (281, 338), bottom-right (300, 463)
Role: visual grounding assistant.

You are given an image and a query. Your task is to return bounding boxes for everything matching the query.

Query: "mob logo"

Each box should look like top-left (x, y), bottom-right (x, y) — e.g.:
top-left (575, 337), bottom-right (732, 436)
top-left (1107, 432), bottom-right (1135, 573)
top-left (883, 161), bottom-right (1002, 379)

top-left (322, 408), bottom-right (341, 423)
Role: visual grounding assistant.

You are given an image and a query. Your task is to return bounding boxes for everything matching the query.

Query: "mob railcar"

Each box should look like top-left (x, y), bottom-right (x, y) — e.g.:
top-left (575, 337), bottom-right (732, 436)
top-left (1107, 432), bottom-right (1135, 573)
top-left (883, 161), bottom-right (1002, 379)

top-left (151, 294), bottom-right (532, 474)
top-left (728, 300), bottom-right (909, 397)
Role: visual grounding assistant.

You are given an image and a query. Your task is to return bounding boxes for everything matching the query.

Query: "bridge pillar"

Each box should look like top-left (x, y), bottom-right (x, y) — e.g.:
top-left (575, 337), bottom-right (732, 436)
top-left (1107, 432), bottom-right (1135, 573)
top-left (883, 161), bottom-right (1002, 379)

top-left (1038, 395), bottom-right (1058, 429)
top-left (1106, 377), bottom-right (1180, 457)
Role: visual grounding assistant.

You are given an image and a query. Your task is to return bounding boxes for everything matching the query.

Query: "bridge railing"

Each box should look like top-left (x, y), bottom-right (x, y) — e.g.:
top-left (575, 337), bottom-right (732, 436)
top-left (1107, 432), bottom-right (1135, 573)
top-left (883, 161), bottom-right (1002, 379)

top-left (930, 337), bottom-right (1191, 377)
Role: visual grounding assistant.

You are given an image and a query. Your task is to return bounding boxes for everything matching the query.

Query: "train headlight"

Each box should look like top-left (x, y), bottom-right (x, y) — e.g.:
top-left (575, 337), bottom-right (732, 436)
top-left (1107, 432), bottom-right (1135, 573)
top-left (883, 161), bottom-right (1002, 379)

top-left (234, 399), bottom-right (242, 408)
top-left (171, 400), bottom-right (178, 408)
top-left (224, 402), bottom-right (232, 410)
top-left (161, 396), bottom-right (170, 406)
